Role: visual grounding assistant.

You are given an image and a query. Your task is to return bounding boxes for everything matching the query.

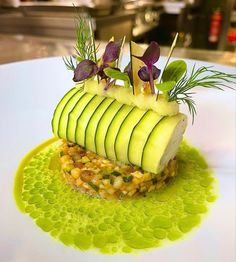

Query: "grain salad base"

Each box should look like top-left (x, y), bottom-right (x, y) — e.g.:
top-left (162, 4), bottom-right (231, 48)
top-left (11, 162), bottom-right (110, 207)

top-left (59, 140), bottom-right (177, 199)
top-left (14, 138), bottom-right (217, 254)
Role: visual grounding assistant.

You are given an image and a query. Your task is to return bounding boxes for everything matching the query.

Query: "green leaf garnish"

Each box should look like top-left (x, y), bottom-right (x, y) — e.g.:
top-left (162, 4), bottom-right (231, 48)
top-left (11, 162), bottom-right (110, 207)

top-left (111, 171), bottom-right (121, 177)
top-left (104, 67), bottom-right (131, 88)
top-left (87, 182), bottom-right (99, 192)
top-left (162, 60), bottom-right (187, 82)
top-left (156, 81), bottom-right (176, 92)
top-left (123, 175), bottom-right (133, 183)
top-left (155, 81), bottom-right (176, 99)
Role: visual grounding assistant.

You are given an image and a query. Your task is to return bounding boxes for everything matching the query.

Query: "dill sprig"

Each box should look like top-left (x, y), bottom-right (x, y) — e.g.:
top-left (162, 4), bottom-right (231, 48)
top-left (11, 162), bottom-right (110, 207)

top-left (63, 15), bottom-right (98, 71)
top-left (169, 65), bottom-right (236, 123)
top-left (62, 56), bottom-right (76, 71)
top-left (74, 15), bottom-right (97, 62)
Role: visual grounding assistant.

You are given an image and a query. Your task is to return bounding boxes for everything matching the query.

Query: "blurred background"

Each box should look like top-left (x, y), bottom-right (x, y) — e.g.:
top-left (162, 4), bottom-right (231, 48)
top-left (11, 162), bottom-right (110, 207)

top-left (0, 0), bottom-right (236, 65)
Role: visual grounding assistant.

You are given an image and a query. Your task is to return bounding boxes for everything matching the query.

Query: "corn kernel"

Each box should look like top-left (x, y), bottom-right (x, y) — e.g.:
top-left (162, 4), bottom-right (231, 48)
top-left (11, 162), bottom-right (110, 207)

top-left (113, 177), bottom-right (123, 189)
top-left (81, 156), bottom-right (90, 163)
top-left (76, 178), bottom-right (83, 186)
top-left (71, 168), bottom-right (81, 179)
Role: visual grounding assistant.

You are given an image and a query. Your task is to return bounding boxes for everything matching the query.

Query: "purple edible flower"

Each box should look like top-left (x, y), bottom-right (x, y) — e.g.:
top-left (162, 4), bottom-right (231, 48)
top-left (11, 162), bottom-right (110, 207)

top-left (135, 41), bottom-right (160, 67)
top-left (138, 65), bottom-right (161, 82)
top-left (133, 41), bottom-right (161, 94)
top-left (102, 39), bottom-right (122, 64)
top-left (73, 59), bottom-right (98, 82)
top-left (73, 39), bottom-right (123, 83)
top-left (97, 64), bottom-right (110, 80)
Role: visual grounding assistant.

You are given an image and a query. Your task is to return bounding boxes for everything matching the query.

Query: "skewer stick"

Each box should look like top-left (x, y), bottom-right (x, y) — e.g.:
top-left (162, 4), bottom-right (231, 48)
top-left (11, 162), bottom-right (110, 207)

top-left (156, 32), bottom-right (179, 100)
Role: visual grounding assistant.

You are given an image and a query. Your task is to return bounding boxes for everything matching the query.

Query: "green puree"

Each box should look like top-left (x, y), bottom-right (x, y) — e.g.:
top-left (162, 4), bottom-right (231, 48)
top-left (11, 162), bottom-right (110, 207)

top-left (14, 138), bottom-right (217, 254)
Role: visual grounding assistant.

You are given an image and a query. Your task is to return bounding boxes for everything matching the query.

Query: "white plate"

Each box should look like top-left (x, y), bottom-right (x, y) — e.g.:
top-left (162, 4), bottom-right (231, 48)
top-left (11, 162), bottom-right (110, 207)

top-left (0, 57), bottom-right (235, 262)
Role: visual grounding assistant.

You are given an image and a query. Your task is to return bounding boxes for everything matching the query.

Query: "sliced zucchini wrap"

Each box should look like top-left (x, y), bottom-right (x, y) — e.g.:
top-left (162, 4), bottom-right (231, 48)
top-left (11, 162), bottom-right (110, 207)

top-left (52, 85), bottom-right (187, 174)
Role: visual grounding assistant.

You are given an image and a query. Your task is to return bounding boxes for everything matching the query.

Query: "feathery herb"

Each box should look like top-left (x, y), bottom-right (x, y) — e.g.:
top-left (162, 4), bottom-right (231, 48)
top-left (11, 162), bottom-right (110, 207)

top-left (63, 15), bottom-right (98, 72)
top-left (62, 56), bottom-right (76, 71)
top-left (74, 15), bottom-right (97, 62)
top-left (168, 65), bottom-right (236, 123)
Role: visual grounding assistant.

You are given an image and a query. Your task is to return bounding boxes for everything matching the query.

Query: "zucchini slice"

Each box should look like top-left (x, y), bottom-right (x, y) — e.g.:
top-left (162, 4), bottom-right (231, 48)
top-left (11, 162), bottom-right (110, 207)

top-left (52, 90), bottom-right (187, 174)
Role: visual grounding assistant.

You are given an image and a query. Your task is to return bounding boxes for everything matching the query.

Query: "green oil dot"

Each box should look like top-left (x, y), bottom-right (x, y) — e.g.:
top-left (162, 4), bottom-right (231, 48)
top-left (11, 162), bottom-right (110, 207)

top-left (93, 234), bottom-right (108, 248)
top-left (119, 222), bottom-right (133, 232)
top-left (137, 228), bottom-right (153, 238)
top-left (24, 184), bottom-right (32, 190)
top-left (87, 211), bottom-right (96, 219)
top-left (207, 195), bottom-right (217, 202)
top-left (50, 229), bottom-right (60, 237)
top-left (41, 204), bottom-right (51, 212)
top-left (156, 195), bottom-right (169, 202)
top-left (111, 246), bottom-right (118, 253)
top-left (30, 211), bottom-right (40, 218)
top-left (22, 192), bottom-right (31, 201)
top-left (28, 195), bottom-right (43, 205)
top-left (44, 192), bottom-right (54, 200)
top-left (200, 177), bottom-right (214, 187)
top-left (44, 211), bottom-right (52, 217)
top-left (167, 230), bottom-right (183, 241)
top-left (87, 225), bottom-right (99, 234)
top-left (122, 246), bottom-right (132, 253)
top-left (178, 215), bottom-right (200, 233)
top-left (60, 212), bottom-right (66, 217)
top-left (34, 182), bottom-right (43, 188)
top-left (59, 233), bottom-right (74, 246)
top-left (183, 183), bottom-right (195, 192)
top-left (48, 184), bottom-right (59, 192)
top-left (30, 188), bottom-right (40, 194)
top-left (36, 218), bottom-right (53, 232)
top-left (101, 245), bottom-right (115, 254)
top-left (184, 204), bottom-right (207, 214)
top-left (25, 205), bottom-right (34, 213)
top-left (51, 215), bottom-right (60, 221)
top-left (107, 234), bottom-right (119, 244)
top-left (53, 221), bottom-right (62, 228)
top-left (103, 217), bottom-right (113, 224)
top-left (98, 223), bottom-right (108, 231)
top-left (125, 234), bottom-right (157, 249)
top-left (14, 139), bottom-right (217, 254)
top-left (48, 199), bottom-right (56, 204)
top-left (77, 227), bottom-right (84, 233)
top-left (153, 229), bottom-right (167, 239)
top-left (149, 216), bottom-right (172, 229)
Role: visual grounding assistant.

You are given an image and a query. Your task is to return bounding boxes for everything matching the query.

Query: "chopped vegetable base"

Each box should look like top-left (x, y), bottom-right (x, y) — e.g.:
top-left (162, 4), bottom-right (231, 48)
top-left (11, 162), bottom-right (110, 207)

top-left (60, 140), bottom-right (177, 199)
top-left (14, 138), bottom-right (217, 254)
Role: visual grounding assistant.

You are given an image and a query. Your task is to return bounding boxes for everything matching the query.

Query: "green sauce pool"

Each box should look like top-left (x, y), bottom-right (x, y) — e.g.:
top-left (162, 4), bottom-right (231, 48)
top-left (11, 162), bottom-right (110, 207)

top-left (14, 138), bottom-right (217, 254)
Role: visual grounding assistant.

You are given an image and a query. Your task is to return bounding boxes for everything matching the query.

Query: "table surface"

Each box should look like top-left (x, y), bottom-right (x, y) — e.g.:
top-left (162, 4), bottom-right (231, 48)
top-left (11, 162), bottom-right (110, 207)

top-left (0, 33), bottom-right (236, 66)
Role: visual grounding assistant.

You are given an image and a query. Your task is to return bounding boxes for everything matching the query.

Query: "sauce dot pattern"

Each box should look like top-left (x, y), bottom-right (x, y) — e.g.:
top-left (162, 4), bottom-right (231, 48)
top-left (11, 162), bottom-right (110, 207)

top-left (15, 140), bottom-right (217, 254)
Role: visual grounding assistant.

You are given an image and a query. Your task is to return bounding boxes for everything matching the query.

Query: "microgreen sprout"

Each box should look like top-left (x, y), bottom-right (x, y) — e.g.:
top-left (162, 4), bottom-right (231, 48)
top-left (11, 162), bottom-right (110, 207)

top-left (133, 41), bottom-right (161, 94)
top-left (73, 38), bottom-right (123, 84)
top-left (64, 15), bottom-right (236, 125)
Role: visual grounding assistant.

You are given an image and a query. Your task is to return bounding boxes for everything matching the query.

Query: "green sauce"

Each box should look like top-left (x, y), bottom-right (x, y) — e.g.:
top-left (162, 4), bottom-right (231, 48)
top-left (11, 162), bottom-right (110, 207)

top-left (14, 138), bottom-right (217, 254)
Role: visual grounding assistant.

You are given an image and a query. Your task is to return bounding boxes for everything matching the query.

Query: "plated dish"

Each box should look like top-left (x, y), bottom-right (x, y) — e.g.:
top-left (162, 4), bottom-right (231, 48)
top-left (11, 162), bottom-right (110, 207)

top-left (0, 53), bottom-right (234, 262)
top-left (13, 16), bottom-right (236, 255)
